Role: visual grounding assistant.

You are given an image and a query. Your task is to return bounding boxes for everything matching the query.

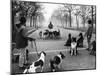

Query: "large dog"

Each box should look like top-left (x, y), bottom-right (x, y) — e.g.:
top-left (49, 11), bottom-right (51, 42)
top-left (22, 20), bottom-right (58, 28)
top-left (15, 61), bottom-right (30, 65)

top-left (23, 51), bottom-right (46, 73)
top-left (49, 52), bottom-right (65, 72)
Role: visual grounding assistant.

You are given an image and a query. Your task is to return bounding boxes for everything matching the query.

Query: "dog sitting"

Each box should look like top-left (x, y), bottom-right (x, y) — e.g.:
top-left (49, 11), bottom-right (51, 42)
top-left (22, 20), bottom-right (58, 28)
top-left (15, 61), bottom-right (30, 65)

top-left (64, 33), bottom-right (72, 46)
top-left (77, 33), bottom-right (84, 47)
top-left (23, 51), bottom-right (46, 73)
top-left (70, 37), bottom-right (78, 56)
top-left (49, 52), bottom-right (65, 72)
top-left (90, 40), bottom-right (96, 56)
top-left (53, 29), bottom-right (60, 38)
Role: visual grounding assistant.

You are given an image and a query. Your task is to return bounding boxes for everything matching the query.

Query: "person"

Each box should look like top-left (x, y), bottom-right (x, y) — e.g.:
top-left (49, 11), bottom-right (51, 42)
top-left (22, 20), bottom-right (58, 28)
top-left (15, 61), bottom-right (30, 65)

top-left (77, 33), bottom-right (84, 47)
top-left (15, 17), bottom-right (36, 68)
top-left (48, 22), bottom-right (53, 29)
top-left (85, 19), bottom-right (93, 51)
top-left (64, 33), bottom-right (71, 46)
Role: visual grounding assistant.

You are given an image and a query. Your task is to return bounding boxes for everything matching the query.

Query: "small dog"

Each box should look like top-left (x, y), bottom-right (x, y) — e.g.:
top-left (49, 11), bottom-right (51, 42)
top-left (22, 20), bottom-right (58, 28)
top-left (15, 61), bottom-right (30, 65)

top-left (49, 52), bottom-right (65, 72)
top-left (64, 33), bottom-right (72, 46)
top-left (53, 29), bottom-right (60, 38)
top-left (23, 51), bottom-right (46, 73)
top-left (77, 33), bottom-right (84, 47)
top-left (70, 37), bottom-right (78, 56)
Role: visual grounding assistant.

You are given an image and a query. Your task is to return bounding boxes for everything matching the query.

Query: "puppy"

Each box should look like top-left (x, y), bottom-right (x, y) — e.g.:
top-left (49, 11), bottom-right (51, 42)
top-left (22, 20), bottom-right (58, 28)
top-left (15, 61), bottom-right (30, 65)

top-left (49, 52), bottom-right (65, 72)
top-left (23, 51), bottom-right (46, 73)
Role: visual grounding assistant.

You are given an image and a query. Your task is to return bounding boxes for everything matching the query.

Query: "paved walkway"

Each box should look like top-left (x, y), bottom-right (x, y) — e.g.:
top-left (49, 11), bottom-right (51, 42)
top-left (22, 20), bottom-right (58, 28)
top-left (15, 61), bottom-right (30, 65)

top-left (12, 27), bottom-right (96, 74)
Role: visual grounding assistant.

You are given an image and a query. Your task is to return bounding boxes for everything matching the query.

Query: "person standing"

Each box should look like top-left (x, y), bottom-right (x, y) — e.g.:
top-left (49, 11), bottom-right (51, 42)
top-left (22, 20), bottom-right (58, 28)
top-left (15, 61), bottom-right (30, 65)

top-left (15, 17), bottom-right (36, 68)
top-left (85, 19), bottom-right (93, 51)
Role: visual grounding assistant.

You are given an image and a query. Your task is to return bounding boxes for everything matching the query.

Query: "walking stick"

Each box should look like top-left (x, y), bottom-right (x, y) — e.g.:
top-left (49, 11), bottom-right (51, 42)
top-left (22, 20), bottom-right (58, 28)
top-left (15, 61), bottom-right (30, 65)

top-left (33, 40), bottom-right (39, 57)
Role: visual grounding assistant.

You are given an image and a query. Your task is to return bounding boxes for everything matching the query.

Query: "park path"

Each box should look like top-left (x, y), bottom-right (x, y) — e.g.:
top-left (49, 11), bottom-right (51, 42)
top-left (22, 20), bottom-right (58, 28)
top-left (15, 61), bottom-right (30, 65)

top-left (12, 27), bottom-right (96, 74)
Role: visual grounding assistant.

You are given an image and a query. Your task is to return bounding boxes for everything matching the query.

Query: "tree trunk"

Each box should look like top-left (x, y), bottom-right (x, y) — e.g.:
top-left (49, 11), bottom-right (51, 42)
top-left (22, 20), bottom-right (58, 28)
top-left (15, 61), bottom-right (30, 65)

top-left (91, 6), bottom-right (93, 28)
top-left (83, 16), bottom-right (85, 28)
top-left (69, 11), bottom-right (71, 27)
top-left (30, 16), bottom-right (32, 27)
top-left (76, 15), bottom-right (79, 28)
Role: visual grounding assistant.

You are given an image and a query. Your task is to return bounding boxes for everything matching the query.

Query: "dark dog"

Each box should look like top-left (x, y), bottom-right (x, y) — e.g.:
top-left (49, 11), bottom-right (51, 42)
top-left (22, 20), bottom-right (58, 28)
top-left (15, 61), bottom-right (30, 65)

top-left (53, 29), bottom-right (60, 38)
top-left (64, 33), bottom-right (71, 46)
top-left (90, 40), bottom-right (96, 56)
top-left (77, 33), bottom-right (84, 47)
top-left (49, 52), bottom-right (65, 72)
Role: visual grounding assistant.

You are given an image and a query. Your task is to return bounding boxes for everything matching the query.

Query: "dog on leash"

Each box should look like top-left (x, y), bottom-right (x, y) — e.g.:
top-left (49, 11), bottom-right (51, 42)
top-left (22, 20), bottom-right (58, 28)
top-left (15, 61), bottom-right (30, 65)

top-left (49, 52), bottom-right (65, 72)
top-left (23, 51), bottom-right (46, 74)
top-left (70, 37), bottom-right (78, 56)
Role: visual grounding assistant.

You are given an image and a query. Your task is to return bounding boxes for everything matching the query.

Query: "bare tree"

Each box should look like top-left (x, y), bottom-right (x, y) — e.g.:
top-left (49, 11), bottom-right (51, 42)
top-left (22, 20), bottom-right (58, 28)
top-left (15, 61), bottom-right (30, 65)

top-left (63, 4), bottom-right (74, 27)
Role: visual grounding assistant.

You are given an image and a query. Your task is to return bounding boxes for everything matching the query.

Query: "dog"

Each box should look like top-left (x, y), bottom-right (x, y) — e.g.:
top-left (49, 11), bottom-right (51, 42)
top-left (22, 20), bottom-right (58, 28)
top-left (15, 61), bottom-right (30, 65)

top-left (70, 37), bottom-right (78, 56)
top-left (49, 52), bottom-right (65, 72)
top-left (64, 33), bottom-right (72, 46)
top-left (53, 29), bottom-right (60, 38)
top-left (23, 51), bottom-right (46, 73)
top-left (77, 33), bottom-right (84, 47)
top-left (90, 40), bottom-right (96, 56)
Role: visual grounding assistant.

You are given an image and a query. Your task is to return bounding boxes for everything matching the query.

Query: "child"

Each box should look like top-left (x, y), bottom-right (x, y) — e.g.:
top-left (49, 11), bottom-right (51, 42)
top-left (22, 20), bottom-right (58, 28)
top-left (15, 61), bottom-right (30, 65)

top-left (77, 33), bottom-right (84, 47)
top-left (64, 33), bottom-right (71, 46)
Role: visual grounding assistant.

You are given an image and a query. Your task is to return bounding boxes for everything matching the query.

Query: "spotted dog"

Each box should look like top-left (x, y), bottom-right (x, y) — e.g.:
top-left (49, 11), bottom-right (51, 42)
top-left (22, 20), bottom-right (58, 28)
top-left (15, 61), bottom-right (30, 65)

top-left (23, 51), bottom-right (46, 73)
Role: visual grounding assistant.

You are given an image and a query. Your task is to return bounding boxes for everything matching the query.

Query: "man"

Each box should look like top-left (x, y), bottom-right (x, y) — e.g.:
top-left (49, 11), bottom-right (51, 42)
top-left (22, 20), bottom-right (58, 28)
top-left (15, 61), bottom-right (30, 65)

top-left (85, 19), bottom-right (93, 50)
top-left (15, 17), bottom-right (36, 68)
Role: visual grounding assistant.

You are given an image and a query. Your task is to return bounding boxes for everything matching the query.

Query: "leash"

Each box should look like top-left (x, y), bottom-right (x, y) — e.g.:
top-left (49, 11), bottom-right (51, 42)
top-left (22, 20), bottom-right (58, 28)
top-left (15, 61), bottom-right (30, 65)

top-left (33, 40), bottom-right (39, 57)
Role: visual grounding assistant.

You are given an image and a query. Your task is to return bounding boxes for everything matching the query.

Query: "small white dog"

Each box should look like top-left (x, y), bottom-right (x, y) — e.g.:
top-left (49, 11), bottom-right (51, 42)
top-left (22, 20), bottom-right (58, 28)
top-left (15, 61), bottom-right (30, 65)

top-left (23, 51), bottom-right (46, 74)
top-left (70, 37), bottom-right (77, 56)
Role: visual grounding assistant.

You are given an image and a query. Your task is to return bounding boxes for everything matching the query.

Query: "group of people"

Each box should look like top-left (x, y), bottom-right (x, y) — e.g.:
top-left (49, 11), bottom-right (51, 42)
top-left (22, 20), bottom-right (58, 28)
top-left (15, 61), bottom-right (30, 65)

top-left (64, 19), bottom-right (96, 56)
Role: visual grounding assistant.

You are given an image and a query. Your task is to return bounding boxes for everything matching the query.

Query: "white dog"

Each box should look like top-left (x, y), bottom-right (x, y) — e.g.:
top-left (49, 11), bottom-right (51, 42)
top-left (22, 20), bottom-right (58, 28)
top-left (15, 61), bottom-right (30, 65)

top-left (23, 51), bottom-right (46, 73)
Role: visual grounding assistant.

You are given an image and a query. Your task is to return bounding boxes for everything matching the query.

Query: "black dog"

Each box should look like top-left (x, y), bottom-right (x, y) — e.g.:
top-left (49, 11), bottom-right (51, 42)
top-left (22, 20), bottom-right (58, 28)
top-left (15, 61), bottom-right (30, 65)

top-left (49, 52), bottom-right (65, 72)
top-left (77, 33), bottom-right (84, 47)
top-left (64, 33), bottom-right (71, 46)
top-left (53, 29), bottom-right (60, 38)
top-left (90, 40), bottom-right (96, 56)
